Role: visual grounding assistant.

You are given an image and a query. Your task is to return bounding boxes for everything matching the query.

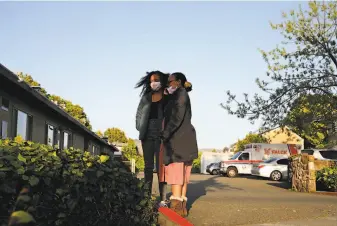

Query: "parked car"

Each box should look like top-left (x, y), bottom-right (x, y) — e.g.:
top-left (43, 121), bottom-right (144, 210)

top-left (206, 162), bottom-right (220, 175)
top-left (301, 149), bottom-right (337, 160)
top-left (251, 158), bottom-right (289, 181)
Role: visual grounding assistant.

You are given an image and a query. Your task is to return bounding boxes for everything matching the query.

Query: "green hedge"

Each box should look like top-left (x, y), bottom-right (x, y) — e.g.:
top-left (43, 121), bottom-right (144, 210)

top-left (0, 138), bottom-right (157, 226)
top-left (316, 165), bottom-right (337, 192)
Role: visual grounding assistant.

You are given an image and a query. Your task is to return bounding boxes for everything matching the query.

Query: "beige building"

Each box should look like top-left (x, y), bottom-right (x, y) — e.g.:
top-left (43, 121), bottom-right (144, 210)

top-left (261, 126), bottom-right (304, 149)
top-left (230, 126), bottom-right (305, 151)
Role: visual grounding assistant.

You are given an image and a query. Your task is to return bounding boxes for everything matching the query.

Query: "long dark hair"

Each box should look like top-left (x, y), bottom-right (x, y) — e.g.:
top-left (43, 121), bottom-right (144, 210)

top-left (135, 71), bottom-right (169, 97)
top-left (170, 72), bottom-right (193, 92)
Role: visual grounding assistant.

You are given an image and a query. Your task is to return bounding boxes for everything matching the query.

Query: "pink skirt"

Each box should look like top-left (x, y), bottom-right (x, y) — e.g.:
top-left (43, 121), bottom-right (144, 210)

top-left (164, 162), bottom-right (192, 185)
top-left (158, 143), bottom-right (193, 185)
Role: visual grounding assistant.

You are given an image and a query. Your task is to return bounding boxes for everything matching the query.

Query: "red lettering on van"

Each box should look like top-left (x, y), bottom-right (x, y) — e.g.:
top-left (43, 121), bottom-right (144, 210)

top-left (264, 148), bottom-right (287, 155)
top-left (264, 148), bottom-right (271, 155)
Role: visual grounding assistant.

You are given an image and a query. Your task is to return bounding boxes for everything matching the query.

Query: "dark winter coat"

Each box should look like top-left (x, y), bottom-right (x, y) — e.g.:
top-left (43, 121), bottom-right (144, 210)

top-left (135, 92), bottom-right (166, 141)
top-left (135, 93), bottom-right (152, 141)
top-left (161, 87), bottom-right (198, 165)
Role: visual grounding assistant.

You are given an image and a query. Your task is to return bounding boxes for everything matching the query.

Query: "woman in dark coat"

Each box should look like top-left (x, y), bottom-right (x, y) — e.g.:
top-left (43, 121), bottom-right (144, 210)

top-left (161, 72), bottom-right (198, 217)
top-left (135, 71), bottom-right (169, 207)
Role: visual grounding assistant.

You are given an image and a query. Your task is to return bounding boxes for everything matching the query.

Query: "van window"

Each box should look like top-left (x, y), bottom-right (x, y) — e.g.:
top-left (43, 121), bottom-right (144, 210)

top-left (319, 150), bottom-right (337, 160)
top-left (264, 158), bottom-right (277, 163)
top-left (229, 152), bottom-right (242, 160)
top-left (238, 153), bottom-right (249, 160)
top-left (301, 149), bottom-right (314, 155)
top-left (277, 159), bottom-right (289, 165)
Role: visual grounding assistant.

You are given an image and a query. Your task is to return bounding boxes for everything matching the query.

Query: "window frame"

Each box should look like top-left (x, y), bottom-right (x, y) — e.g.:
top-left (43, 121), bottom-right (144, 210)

top-left (13, 108), bottom-right (33, 141)
top-left (92, 143), bottom-right (100, 155)
top-left (238, 152), bottom-right (250, 161)
top-left (0, 120), bottom-right (8, 139)
top-left (61, 130), bottom-right (73, 150)
top-left (1, 97), bottom-right (9, 111)
top-left (45, 122), bottom-right (58, 147)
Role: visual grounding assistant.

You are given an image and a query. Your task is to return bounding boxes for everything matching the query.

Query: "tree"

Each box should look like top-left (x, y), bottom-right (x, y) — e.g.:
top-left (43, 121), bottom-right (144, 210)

top-left (95, 130), bottom-right (104, 138)
top-left (192, 152), bottom-right (202, 173)
top-left (122, 138), bottom-right (144, 171)
top-left (104, 127), bottom-right (128, 143)
top-left (284, 94), bottom-right (337, 148)
top-left (17, 72), bottom-right (93, 130)
top-left (223, 147), bottom-right (230, 153)
top-left (17, 72), bottom-right (48, 96)
top-left (49, 95), bottom-right (92, 130)
top-left (222, 1), bottom-right (337, 132)
top-left (235, 133), bottom-right (269, 153)
top-left (211, 149), bottom-right (217, 153)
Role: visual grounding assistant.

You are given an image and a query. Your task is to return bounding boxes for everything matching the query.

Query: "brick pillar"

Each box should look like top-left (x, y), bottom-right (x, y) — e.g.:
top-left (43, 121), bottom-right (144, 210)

top-left (308, 155), bottom-right (316, 192)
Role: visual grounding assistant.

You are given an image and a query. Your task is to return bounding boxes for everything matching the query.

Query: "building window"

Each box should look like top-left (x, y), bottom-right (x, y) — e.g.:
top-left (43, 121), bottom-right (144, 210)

top-left (1, 121), bottom-right (8, 139)
top-left (14, 109), bottom-right (32, 140)
top-left (84, 139), bottom-right (89, 151)
top-left (56, 129), bottom-right (61, 147)
top-left (62, 131), bottom-right (72, 149)
top-left (92, 144), bottom-right (100, 155)
top-left (46, 124), bottom-right (55, 146)
top-left (1, 97), bottom-right (9, 111)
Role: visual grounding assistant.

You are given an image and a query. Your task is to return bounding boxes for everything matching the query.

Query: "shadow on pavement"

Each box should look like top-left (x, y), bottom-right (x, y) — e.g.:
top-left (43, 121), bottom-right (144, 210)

top-left (239, 174), bottom-right (291, 190)
top-left (236, 175), bottom-right (267, 180)
top-left (266, 181), bottom-right (291, 190)
top-left (237, 175), bottom-right (292, 190)
top-left (185, 175), bottom-right (242, 211)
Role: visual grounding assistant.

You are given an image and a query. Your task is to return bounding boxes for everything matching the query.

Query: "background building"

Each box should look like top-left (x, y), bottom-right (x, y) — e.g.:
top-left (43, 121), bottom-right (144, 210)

top-left (0, 63), bottom-right (118, 155)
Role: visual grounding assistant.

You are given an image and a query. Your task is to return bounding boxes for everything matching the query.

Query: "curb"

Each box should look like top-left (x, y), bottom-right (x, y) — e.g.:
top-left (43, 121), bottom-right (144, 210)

top-left (158, 207), bottom-right (194, 226)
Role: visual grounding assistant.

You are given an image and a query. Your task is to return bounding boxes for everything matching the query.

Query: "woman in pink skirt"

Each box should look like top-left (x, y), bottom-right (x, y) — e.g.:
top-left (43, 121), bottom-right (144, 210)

top-left (160, 72), bottom-right (198, 217)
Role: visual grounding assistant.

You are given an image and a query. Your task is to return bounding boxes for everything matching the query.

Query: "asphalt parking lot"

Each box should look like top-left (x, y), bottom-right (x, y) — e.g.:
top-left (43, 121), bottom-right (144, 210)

top-left (147, 173), bottom-right (337, 226)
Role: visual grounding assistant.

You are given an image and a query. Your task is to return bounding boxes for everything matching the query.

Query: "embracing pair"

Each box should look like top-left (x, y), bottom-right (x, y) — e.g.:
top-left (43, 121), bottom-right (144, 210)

top-left (135, 71), bottom-right (198, 217)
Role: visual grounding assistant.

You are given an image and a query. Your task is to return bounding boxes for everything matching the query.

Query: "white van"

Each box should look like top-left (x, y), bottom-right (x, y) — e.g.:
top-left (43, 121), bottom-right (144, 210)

top-left (301, 149), bottom-right (337, 160)
top-left (219, 143), bottom-right (301, 177)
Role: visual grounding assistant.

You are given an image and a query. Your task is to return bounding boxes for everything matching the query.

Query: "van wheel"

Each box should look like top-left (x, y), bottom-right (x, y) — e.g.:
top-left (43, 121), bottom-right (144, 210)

top-left (227, 167), bottom-right (238, 178)
top-left (270, 170), bottom-right (282, 181)
top-left (211, 169), bottom-right (219, 175)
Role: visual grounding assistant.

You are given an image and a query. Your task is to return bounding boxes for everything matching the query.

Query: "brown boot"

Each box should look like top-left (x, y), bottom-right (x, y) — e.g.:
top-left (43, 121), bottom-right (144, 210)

top-left (182, 197), bottom-right (188, 217)
top-left (169, 197), bottom-right (184, 217)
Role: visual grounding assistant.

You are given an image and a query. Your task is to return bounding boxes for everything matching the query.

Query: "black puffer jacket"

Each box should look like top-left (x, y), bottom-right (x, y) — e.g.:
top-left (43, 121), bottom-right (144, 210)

top-left (161, 87), bottom-right (198, 165)
top-left (135, 92), bottom-right (166, 140)
top-left (135, 93), bottom-right (152, 141)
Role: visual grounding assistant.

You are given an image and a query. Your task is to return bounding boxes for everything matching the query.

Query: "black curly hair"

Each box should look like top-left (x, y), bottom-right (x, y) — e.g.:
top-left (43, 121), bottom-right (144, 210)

top-left (135, 71), bottom-right (169, 96)
top-left (170, 72), bottom-right (193, 92)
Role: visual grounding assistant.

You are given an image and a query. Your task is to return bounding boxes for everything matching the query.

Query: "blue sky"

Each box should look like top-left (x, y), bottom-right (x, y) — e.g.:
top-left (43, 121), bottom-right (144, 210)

top-left (0, 1), bottom-right (303, 149)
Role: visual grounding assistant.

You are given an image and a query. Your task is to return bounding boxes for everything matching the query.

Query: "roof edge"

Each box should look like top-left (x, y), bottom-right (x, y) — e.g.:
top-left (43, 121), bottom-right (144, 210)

top-left (0, 63), bottom-right (118, 152)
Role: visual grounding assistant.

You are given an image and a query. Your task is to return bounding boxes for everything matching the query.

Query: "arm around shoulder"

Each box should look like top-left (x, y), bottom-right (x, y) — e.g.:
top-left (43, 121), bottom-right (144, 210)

top-left (162, 90), bottom-right (188, 140)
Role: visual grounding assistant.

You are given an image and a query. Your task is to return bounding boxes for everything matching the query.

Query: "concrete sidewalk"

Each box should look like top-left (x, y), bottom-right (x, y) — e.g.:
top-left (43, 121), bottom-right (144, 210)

top-left (245, 216), bottom-right (337, 226)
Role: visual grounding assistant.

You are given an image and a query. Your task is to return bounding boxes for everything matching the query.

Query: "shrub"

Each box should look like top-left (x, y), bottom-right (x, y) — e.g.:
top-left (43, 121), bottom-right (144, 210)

top-left (0, 139), bottom-right (157, 226)
top-left (7, 187), bottom-right (36, 226)
top-left (192, 152), bottom-right (202, 173)
top-left (316, 166), bottom-right (337, 192)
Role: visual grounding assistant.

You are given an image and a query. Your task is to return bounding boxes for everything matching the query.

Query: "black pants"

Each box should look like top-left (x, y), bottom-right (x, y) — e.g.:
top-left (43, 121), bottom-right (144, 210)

top-left (142, 138), bottom-right (167, 201)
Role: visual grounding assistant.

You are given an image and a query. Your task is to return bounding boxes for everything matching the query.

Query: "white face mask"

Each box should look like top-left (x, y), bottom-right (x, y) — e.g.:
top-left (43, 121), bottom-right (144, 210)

top-left (166, 86), bottom-right (177, 94)
top-left (150, 82), bottom-right (161, 91)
